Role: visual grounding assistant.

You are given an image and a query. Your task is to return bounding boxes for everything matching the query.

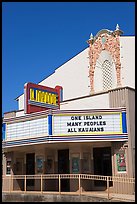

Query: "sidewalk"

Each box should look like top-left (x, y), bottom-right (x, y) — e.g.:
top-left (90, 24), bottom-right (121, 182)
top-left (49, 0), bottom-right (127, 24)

top-left (81, 191), bottom-right (135, 202)
top-left (109, 193), bottom-right (135, 202)
top-left (2, 191), bottom-right (135, 202)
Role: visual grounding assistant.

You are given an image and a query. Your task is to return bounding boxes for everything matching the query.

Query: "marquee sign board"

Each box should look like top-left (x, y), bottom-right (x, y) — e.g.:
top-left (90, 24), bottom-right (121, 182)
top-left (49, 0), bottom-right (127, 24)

top-left (24, 82), bottom-right (63, 114)
top-left (52, 112), bottom-right (127, 136)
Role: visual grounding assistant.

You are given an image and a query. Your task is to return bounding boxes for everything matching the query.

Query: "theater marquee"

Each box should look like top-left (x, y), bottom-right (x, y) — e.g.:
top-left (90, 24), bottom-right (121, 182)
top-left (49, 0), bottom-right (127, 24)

top-left (2, 109), bottom-right (128, 148)
top-left (52, 111), bottom-right (127, 138)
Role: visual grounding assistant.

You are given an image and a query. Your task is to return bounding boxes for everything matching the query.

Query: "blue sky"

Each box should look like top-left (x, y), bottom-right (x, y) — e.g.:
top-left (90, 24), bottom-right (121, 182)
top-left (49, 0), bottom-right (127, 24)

top-left (2, 2), bottom-right (135, 115)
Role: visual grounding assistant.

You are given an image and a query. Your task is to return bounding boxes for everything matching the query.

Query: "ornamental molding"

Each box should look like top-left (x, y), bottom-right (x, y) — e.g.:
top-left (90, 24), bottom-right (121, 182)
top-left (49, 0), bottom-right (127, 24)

top-left (87, 26), bottom-right (123, 94)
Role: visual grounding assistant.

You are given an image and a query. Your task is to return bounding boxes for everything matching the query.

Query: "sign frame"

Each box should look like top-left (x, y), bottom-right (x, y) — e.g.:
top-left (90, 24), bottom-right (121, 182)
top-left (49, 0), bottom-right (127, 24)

top-left (52, 112), bottom-right (124, 136)
top-left (24, 82), bottom-right (63, 114)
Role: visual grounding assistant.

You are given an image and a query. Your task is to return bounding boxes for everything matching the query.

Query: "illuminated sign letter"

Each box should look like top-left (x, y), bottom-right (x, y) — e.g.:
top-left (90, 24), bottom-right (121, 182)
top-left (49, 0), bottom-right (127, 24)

top-left (30, 89), bottom-right (35, 100)
top-left (51, 94), bottom-right (57, 105)
top-left (36, 90), bottom-right (41, 102)
top-left (41, 91), bottom-right (45, 103)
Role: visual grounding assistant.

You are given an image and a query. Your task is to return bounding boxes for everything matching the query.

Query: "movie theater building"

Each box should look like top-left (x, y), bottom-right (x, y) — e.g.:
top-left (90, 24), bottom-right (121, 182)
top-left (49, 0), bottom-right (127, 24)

top-left (2, 25), bottom-right (135, 193)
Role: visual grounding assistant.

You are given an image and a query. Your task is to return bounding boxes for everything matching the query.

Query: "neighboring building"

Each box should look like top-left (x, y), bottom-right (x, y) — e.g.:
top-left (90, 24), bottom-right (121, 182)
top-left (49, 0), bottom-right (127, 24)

top-left (2, 25), bottom-right (135, 194)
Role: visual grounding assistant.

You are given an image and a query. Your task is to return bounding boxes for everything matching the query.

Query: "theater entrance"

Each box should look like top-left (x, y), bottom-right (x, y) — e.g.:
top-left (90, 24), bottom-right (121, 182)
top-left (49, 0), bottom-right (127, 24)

top-left (58, 149), bottom-right (70, 191)
top-left (26, 153), bottom-right (35, 190)
top-left (93, 147), bottom-right (112, 187)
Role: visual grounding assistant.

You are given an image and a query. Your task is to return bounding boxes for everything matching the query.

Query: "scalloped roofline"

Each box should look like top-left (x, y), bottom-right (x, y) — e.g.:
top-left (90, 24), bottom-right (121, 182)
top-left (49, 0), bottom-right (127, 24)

top-left (94, 29), bottom-right (113, 40)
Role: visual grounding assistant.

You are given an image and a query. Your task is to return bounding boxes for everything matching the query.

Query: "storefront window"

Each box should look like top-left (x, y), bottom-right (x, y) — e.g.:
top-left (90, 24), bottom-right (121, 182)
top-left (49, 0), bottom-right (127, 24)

top-left (36, 155), bottom-right (44, 174)
top-left (72, 154), bottom-right (80, 173)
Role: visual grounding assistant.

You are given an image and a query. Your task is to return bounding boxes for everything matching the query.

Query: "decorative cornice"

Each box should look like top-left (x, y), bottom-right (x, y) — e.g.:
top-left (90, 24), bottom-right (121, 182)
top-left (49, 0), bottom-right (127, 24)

top-left (87, 25), bottom-right (123, 45)
top-left (87, 25), bottom-right (123, 94)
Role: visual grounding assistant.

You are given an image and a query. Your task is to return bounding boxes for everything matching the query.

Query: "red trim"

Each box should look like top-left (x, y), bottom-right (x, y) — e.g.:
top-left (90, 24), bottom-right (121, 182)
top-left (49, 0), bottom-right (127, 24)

top-left (24, 82), bottom-right (63, 114)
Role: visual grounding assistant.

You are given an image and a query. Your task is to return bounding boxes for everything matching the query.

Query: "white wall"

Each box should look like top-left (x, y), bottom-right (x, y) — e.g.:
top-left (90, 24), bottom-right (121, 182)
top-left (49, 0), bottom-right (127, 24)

top-left (18, 94), bottom-right (24, 110)
top-left (39, 48), bottom-right (90, 100)
top-left (60, 92), bottom-right (109, 110)
top-left (120, 36), bottom-right (135, 89)
top-left (16, 110), bottom-right (25, 117)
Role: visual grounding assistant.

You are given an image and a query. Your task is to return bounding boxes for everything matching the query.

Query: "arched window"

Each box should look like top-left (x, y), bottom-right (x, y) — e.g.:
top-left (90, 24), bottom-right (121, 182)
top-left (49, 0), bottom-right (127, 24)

top-left (94, 50), bottom-right (116, 93)
top-left (102, 60), bottom-right (112, 91)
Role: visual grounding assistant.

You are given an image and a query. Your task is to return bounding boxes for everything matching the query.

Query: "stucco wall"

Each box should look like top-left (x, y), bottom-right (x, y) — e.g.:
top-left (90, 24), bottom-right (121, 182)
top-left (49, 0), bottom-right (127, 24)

top-left (120, 36), bottom-right (135, 89)
top-left (60, 92), bottom-right (109, 110)
top-left (17, 94), bottom-right (24, 111)
top-left (39, 48), bottom-right (90, 100)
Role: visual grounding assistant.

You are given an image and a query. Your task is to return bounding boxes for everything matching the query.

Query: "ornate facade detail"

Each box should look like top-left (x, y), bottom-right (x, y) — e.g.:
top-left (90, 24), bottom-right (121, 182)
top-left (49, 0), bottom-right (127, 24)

top-left (87, 25), bottom-right (123, 94)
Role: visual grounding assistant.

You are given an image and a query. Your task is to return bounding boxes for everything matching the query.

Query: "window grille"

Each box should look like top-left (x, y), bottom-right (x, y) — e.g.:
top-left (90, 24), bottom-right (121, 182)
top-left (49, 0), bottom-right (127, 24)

top-left (102, 60), bottom-right (112, 90)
